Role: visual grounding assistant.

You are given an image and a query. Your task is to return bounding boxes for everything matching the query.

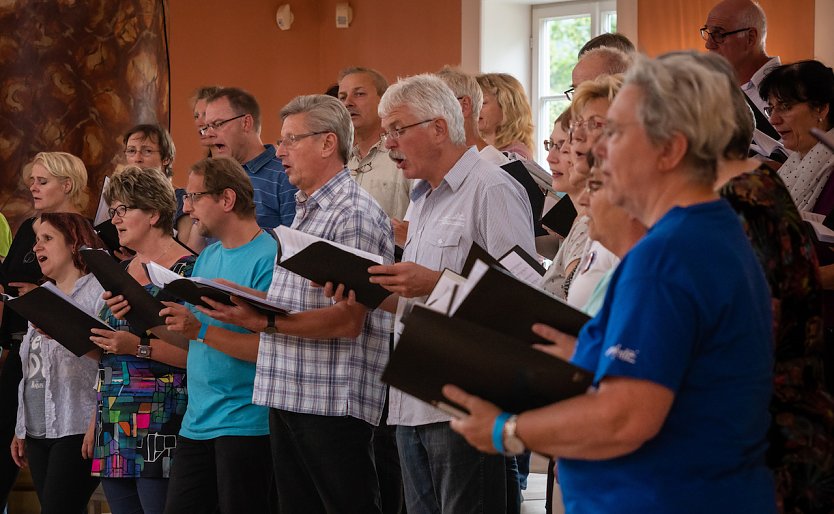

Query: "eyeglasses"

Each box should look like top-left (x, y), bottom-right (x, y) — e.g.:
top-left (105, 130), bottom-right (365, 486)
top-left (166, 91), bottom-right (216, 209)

top-left (381, 119), bottom-right (434, 144)
top-left (199, 114), bottom-right (247, 136)
top-left (699, 26), bottom-right (751, 44)
top-left (570, 116), bottom-right (607, 139)
top-left (182, 191), bottom-right (219, 204)
top-left (124, 148), bottom-right (160, 158)
top-left (564, 86), bottom-right (575, 101)
top-left (351, 161), bottom-right (373, 174)
top-left (107, 205), bottom-right (135, 219)
top-left (764, 101), bottom-right (795, 118)
top-left (276, 131), bottom-right (329, 148)
top-left (543, 139), bottom-right (564, 152)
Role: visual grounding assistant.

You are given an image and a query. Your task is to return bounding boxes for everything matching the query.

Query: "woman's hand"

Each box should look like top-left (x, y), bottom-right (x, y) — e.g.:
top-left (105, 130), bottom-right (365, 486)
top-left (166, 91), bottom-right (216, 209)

top-left (81, 422), bottom-right (96, 459)
top-left (10, 436), bottom-right (27, 468)
top-left (90, 328), bottom-right (139, 355)
top-left (102, 291), bottom-right (131, 320)
top-left (8, 282), bottom-right (38, 296)
top-left (531, 323), bottom-right (577, 361)
top-left (443, 385), bottom-right (502, 454)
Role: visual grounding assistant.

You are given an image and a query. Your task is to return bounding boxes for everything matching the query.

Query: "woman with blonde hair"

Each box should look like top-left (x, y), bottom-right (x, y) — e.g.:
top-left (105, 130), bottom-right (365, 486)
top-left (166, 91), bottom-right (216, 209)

top-left (476, 73), bottom-right (535, 159)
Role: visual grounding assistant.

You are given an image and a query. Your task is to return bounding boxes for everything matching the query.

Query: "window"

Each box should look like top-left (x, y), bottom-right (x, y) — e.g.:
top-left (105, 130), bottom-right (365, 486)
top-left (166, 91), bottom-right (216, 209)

top-left (531, 1), bottom-right (616, 167)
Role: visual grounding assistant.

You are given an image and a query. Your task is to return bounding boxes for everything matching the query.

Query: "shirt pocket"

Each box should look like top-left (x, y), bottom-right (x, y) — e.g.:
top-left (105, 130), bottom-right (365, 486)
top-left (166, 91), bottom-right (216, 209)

top-left (424, 229), bottom-right (464, 272)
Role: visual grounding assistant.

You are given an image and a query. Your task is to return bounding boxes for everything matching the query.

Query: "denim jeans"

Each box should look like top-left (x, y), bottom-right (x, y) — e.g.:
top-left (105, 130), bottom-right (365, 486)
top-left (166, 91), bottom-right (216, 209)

top-left (396, 422), bottom-right (508, 514)
top-left (269, 409), bottom-right (382, 514)
top-left (101, 477), bottom-right (169, 514)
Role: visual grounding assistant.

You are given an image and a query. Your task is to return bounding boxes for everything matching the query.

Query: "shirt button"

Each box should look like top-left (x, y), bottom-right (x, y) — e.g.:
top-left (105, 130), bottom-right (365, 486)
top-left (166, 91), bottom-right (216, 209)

top-left (437, 238), bottom-right (443, 244)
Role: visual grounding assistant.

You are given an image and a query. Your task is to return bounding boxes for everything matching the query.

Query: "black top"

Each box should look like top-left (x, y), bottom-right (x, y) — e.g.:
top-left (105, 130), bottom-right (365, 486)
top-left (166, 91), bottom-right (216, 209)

top-left (0, 217), bottom-right (42, 344)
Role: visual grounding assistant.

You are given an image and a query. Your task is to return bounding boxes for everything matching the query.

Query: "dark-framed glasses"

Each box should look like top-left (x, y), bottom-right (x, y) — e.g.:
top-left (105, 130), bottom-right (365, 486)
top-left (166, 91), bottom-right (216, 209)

top-left (199, 113), bottom-right (247, 136)
top-left (699, 26), bottom-right (751, 44)
top-left (276, 131), bottom-right (330, 148)
top-left (543, 139), bottom-right (563, 152)
top-left (107, 205), bottom-right (135, 219)
top-left (380, 119), bottom-right (435, 144)
top-left (124, 148), bottom-right (160, 158)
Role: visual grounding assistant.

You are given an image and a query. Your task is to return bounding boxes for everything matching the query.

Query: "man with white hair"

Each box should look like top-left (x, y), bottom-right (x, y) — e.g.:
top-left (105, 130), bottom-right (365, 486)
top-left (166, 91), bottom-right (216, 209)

top-left (367, 74), bottom-right (536, 513)
top-left (703, 0), bottom-right (786, 161)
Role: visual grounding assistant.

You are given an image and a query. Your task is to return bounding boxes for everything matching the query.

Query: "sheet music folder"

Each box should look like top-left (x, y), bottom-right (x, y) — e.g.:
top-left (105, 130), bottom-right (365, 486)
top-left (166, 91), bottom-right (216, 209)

top-left (1, 284), bottom-right (113, 357)
top-left (453, 264), bottom-right (590, 340)
top-left (81, 248), bottom-right (166, 334)
top-left (382, 306), bottom-right (593, 416)
top-left (540, 195), bottom-right (578, 238)
top-left (143, 262), bottom-right (289, 317)
top-left (274, 227), bottom-right (390, 309)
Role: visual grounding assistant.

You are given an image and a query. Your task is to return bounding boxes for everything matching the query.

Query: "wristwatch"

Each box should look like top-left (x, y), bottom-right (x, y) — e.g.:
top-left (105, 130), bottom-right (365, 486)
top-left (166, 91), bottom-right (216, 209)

top-left (502, 415), bottom-right (526, 456)
top-left (264, 312), bottom-right (278, 334)
top-left (136, 337), bottom-right (152, 359)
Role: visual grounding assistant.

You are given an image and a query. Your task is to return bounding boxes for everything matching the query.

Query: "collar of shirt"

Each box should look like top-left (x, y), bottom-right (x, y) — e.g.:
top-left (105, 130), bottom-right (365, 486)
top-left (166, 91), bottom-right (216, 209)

top-left (409, 147), bottom-right (481, 201)
top-left (243, 144), bottom-right (279, 175)
top-left (294, 168), bottom-right (351, 211)
top-left (350, 137), bottom-right (384, 163)
top-left (744, 55), bottom-right (782, 92)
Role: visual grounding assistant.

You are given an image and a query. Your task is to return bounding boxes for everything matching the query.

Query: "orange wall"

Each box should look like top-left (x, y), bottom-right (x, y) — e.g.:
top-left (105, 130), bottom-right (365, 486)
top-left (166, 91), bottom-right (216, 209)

top-left (637, 0), bottom-right (815, 61)
top-left (168, 0), bottom-right (461, 186)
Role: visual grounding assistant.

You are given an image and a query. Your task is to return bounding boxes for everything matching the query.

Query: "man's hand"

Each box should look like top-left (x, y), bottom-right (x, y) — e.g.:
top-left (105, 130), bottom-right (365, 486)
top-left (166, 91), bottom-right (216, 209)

top-left (160, 301), bottom-right (201, 340)
top-left (322, 282), bottom-right (358, 306)
top-left (444, 384), bottom-right (502, 454)
top-left (391, 218), bottom-right (409, 247)
top-left (531, 323), bottom-right (577, 361)
top-left (195, 295), bottom-right (265, 333)
top-left (368, 262), bottom-right (440, 298)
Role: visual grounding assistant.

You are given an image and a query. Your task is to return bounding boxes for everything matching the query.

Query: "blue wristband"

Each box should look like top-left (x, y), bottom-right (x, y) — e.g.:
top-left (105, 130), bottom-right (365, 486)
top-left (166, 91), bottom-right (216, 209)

top-left (492, 412), bottom-right (512, 454)
top-left (197, 323), bottom-right (208, 342)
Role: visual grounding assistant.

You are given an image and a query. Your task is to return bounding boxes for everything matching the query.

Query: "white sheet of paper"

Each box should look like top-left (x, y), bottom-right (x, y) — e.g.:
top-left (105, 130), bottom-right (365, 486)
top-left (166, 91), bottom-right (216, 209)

top-left (499, 252), bottom-right (545, 288)
top-left (93, 176), bottom-right (111, 225)
top-left (273, 225), bottom-right (383, 264)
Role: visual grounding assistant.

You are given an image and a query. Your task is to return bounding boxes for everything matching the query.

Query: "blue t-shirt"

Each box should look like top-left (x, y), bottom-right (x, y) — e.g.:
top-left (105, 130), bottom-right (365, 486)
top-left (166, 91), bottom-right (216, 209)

top-left (243, 145), bottom-right (298, 229)
top-left (565, 200), bottom-right (776, 514)
top-left (179, 232), bottom-right (277, 439)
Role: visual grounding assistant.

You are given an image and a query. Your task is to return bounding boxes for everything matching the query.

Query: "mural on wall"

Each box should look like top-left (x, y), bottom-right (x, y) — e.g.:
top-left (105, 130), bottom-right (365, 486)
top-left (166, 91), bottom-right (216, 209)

top-left (0, 0), bottom-right (170, 232)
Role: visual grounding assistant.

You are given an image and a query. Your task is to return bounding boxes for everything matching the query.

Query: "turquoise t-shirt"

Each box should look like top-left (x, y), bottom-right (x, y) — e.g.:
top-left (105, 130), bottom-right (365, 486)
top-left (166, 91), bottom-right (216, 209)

top-left (179, 232), bottom-right (277, 440)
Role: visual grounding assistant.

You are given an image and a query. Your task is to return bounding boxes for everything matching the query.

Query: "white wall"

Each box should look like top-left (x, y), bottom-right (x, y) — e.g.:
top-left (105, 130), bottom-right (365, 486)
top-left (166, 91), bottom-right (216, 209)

top-left (815, 0), bottom-right (834, 66)
top-left (480, 1), bottom-right (533, 92)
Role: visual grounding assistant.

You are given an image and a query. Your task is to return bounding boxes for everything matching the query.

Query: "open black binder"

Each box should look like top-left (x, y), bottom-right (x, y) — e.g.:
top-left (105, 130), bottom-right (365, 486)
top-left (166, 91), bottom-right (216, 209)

top-left (382, 306), bottom-right (593, 416)
top-left (453, 264), bottom-right (590, 341)
top-left (540, 195), bottom-right (578, 238)
top-left (1, 284), bottom-right (113, 357)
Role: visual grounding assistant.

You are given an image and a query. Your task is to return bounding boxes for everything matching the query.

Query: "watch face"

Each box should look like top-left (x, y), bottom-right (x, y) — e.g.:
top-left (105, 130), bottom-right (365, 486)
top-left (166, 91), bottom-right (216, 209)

top-left (137, 344), bottom-right (152, 358)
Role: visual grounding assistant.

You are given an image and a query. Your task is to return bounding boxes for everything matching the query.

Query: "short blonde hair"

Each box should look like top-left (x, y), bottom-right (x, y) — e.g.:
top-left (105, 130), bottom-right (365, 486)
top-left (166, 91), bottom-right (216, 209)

top-left (31, 151), bottom-right (89, 211)
top-left (627, 53), bottom-right (737, 185)
top-left (476, 73), bottom-right (534, 152)
top-left (104, 166), bottom-right (176, 235)
top-left (571, 74), bottom-right (624, 119)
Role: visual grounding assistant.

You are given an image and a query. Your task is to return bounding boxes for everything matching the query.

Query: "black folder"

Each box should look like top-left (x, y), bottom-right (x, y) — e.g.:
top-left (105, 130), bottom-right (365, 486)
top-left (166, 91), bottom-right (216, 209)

top-left (1, 285), bottom-right (113, 356)
top-left (454, 264), bottom-right (590, 341)
top-left (278, 241), bottom-right (391, 309)
top-left (147, 271), bottom-right (289, 317)
top-left (501, 160), bottom-right (546, 236)
top-left (382, 306), bottom-right (593, 416)
top-left (81, 248), bottom-right (166, 334)
top-left (461, 242), bottom-right (502, 278)
top-left (541, 195), bottom-right (578, 238)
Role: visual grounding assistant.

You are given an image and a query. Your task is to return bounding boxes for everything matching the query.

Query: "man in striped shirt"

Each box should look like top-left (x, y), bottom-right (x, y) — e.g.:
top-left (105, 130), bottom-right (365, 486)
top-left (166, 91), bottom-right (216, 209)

top-left (204, 87), bottom-right (298, 229)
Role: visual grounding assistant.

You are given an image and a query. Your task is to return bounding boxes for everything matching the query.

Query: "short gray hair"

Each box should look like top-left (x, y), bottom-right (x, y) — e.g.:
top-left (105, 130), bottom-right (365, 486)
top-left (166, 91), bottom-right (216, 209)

top-left (280, 95), bottom-right (354, 164)
top-left (436, 66), bottom-right (483, 122)
top-left (626, 53), bottom-right (736, 185)
top-left (737, 1), bottom-right (767, 50)
top-left (105, 166), bottom-right (176, 235)
top-left (378, 74), bottom-right (466, 146)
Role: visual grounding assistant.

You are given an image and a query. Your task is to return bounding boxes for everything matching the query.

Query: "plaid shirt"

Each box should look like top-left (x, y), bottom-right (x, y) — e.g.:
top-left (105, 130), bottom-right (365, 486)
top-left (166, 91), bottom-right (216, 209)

top-left (253, 169), bottom-right (394, 425)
